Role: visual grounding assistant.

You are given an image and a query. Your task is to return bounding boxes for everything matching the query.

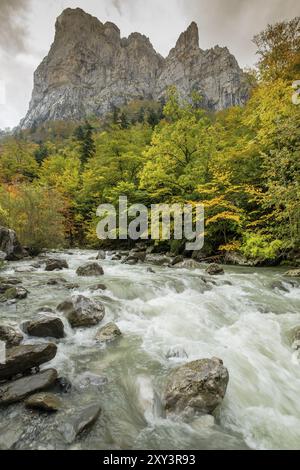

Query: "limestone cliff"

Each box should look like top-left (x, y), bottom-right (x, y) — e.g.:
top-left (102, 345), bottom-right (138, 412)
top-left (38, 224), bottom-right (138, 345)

top-left (20, 8), bottom-right (249, 128)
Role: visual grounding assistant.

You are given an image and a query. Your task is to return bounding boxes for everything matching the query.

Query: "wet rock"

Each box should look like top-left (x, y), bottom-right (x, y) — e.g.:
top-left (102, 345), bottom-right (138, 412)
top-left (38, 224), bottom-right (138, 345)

top-left (0, 369), bottom-right (58, 405)
top-left (95, 322), bottom-right (122, 343)
top-left (75, 372), bottom-right (107, 390)
top-left (0, 324), bottom-right (23, 347)
top-left (22, 317), bottom-right (65, 339)
top-left (45, 259), bottom-right (69, 271)
top-left (146, 254), bottom-right (172, 266)
top-left (96, 250), bottom-right (106, 260)
top-left (54, 377), bottom-right (72, 394)
top-left (0, 343), bottom-right (57, 380)
top-left (0, 421), bottom-right (24, 449)
top-left (1, 286), bottom-right (28, 301)
top-left (290, 327), bottom-right (300, 350)
top-left (0, 226), bottom-right (24, 261)
top-left (76, 263), bottom-right (104, 277)
top-left (271, 281), bottom-right (289, 292)
top-left (88, 283), bottom-right (107, 292)
top-left (206, 264), bottom-right (224, 276)
top-left (124, 251), bottom-right (146, 263)
top-left (0, 251), bottom-right (6, 261)
top-left (124, 258), bottom-right (138, 266)
top-left (65, 283), bottom-right (80, 290)
top-left (284, 269), bottom-right (300, 278)
top-left (112, 255), bottom-right (122, 261)
top-left (171, 255), bottom-right (184, 266)
top-left (61, 403), bottom-right (101, 444)
top-left (174, 259), bottom-right (201, 270)
top-left (25, 392), bottom-right (62, 412)
top-left (57, 295), bottom-right (105, 328)
top-left (164, 357), bottom-right (229, 416)
top-left (46, 277), bottom-right (67, 286)
top-left (147, 267), bottom-right (155, 274)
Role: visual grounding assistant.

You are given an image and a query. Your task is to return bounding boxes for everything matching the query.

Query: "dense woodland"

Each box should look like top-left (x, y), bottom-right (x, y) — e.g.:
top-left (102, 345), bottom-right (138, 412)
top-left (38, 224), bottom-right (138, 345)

top-left (0, 18), bottom-right (299, 264)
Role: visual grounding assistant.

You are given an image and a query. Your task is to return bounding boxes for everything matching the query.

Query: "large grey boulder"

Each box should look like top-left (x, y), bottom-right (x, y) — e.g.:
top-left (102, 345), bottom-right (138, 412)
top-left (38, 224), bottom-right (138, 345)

top-left (45, 259), bottom-right (69, 271)
top-left (0, 324), bottom-right (23, 347)
top-left (0, 343), bottom-right (57, 380)
top-left (95, 322), bottom-right (122, 343)
top-left (76, 262), bottom-right (104, 277)
top-left (60, 403), bottom-right (101, 444)
top-left (22, 316), bottom-right (65, 339)
top-left (164, 358), bottom-right (229, 416)
top-left (0, 227), bottom-right (24, 261)
top-left (57, 295), bottom-right (105, 328)
top-left (25, 392), bottom-right (62, 412)
top-left (0, 369), bottom-right (58, 405)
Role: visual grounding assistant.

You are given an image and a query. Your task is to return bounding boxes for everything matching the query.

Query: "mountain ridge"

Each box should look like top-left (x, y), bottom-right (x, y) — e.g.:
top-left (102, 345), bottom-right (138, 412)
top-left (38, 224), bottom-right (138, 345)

top-left (20, 8), bottom-right (250, 128)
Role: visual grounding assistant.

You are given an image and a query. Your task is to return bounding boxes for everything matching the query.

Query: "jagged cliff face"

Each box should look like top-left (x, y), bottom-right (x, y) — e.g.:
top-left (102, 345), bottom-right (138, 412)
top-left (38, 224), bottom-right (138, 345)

top-left (20, 8), bottom-right (249, 128)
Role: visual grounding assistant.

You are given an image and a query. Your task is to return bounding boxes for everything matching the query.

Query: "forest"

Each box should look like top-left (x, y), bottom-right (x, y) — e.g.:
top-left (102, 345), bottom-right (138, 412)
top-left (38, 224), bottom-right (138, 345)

top-left (0, 17), bottom-right (299, 265)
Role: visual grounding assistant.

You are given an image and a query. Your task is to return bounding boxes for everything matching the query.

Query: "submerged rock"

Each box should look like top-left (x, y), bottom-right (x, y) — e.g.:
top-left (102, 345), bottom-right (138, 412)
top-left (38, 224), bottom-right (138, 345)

top-left (54, 377), bottom-right (72, 394)
top-left (61, 403), bottom-right (101, 444)
top-left (0, 343), bottom-right (57, 380)
top-left (164, 357), bottom-right (229, 416)
top-left (45, 259), bottom-right (69, 271)
top-left (22, 316), bottom-right (65, 339)
top-left (25, 392), bottom-right (62, 412)
top-left (57, 295), bottom-right (105, 328)
top-left (88, 283), bottom-right (107, 292)
top-left (0, 369), bottom-right (58, 405)
top-left (206, 264), bottom-right (225, 276)
top-left (0, 324), bottom-right (23, 347)
top-left (284, 269), bottom-right (300, 278)
top-left (76, 262), bottom-right (104, 276)
top-left (95, 322), bottom-right (122, 343)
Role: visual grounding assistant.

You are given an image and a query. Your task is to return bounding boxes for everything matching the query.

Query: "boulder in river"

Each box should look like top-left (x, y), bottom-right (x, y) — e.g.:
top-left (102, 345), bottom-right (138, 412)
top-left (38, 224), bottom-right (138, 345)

top-left (173, 259), bottom-right (201, 270)
top-left (0, 226), bottom-right (24, 261)
top-left (0, 324), bottom-right (23, 347)
top-left (88, 283), bottom-right (107, 292)
top-left (0, 286), bottom-right (28, 301)
top-left (22, 316), bottom-right (65, 339)
top-left (25, 392), bottom-right (62, 412)
top-left (45, 259), bottom-right (69, 271)
top-left (61, 403), bottom-right (101, 444)
top-left (57, 295), bottom-right (105, 328)
top-left (96, 250), bottom-right (106, 260)
top-left (164, 357), bottom-right (229, 416)
top-left (171, 255), bottom-right (184, 266)
top-left (95, 322), bottom-right (122, 343)
top-left (0, 369), bottom-right (58, 405)
top-left (206, 264), bottom-right (225, 276)
top-left (0, 343), bottom-right (57, 380)
top-left (76, 262), bottom-right (104, 277)
top-left (124, 251), bottom-right (146, 263)
top-left (284, 269), bottom-right (300, 278)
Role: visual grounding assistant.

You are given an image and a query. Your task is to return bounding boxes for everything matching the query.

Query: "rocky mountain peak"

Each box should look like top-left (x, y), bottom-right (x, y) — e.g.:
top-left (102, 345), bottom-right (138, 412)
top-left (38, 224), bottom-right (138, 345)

top-left (174, 21), bottom-right (200, 52)
top-left (20, 8), bottom-right (250, 128)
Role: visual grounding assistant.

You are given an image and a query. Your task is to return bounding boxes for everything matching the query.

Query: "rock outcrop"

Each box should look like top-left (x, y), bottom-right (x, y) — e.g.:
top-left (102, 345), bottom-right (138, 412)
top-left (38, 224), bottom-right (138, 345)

top-left (0, 227), bottom-right (24, 261)
top-left (20, 8), bottom-right (250, 128)
top-left (57, 295), bottom-right (105, 328)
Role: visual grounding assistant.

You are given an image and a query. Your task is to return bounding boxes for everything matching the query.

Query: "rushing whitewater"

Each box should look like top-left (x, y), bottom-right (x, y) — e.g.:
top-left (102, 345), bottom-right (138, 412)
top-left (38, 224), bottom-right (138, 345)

top-left (0, 250), bottom-right (300, 450)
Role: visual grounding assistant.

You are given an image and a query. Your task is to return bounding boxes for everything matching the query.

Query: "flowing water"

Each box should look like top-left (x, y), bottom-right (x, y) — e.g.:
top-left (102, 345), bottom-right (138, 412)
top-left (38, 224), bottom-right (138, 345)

top-left (0, 250), bottom-right (300, 450)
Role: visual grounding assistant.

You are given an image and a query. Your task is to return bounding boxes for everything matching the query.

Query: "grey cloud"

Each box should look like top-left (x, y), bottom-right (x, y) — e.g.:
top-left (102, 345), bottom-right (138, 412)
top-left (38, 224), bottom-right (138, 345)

top-left (0, 0), bottom-right (30, 53)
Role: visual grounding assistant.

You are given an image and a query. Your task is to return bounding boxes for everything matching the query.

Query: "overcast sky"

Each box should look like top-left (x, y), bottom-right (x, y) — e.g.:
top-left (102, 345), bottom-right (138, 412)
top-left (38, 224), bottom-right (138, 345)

top-left (0, 0), bottom-right (299, 129)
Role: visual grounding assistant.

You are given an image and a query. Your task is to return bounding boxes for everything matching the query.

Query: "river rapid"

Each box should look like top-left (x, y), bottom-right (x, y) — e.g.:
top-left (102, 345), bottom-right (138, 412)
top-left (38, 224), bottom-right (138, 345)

top-left (0, 249), bottom-right (300, 450)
